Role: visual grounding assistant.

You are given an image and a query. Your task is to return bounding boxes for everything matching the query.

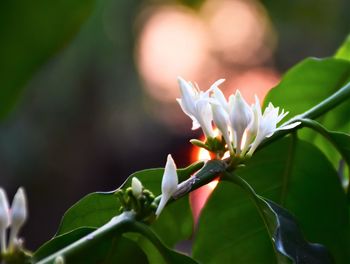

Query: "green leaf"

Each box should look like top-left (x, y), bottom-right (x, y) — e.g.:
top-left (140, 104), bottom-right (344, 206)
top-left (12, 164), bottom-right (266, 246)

top-left (193, 137), bottom-right (349, 263)
top-left (0, 0), bottom-right (95, 118)
top-left (125, 222), bottom-right (199, 264)
top-left (297, 118), bottom-right (350, 187)
top-left (264, 58), bottom-right (350, 132)
top-left (55, 162), bottom-right (203, 247)
top-left (263, 57), bottom-right (350, 176)
top-left (56, 192), bottom-right (120, 236)
top-left (335, 34), bottom-right (350, 61)
top-left (34, 227), bottom-right (148, 264)
top-left (224, 173), bottom-right (333, 263)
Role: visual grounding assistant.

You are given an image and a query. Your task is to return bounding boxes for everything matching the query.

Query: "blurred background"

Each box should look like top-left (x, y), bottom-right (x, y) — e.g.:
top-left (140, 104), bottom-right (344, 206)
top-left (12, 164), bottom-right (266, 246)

top-left (0, 0), bottom-right (349, 250)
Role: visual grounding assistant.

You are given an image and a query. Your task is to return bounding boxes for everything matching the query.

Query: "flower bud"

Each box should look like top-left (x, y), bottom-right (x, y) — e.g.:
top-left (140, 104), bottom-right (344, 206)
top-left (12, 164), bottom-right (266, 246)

top-left (211, 102), bottom-right (233, 153)
top-left (9, 187), bottom-right (27, 249)
top-left (241, 95), bottom-right (261, 155)
top-left (54, 256), bottom-right (65, 264)
top-left (131, 177), bottom-right (143, 198)
top-left (155, 154), bottom-right (178, 217)
top-left (0, 188), bottom-right (10, 253)
top-left (229, 90), bottom-right (252, 154)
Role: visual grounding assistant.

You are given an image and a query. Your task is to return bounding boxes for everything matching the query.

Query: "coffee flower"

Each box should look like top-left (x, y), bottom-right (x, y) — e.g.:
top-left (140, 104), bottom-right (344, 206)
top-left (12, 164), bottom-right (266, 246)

top-left (155, 154), bottom-right (178, 217)
top-left (228, 90), bottom-right (252, 154)
top-left (0, 187), bottom-right (28, 254)
top-left (177, 77), bottom-right (225, 138)
top-left (247, 102), bottom-right (300, 156)
top-left (177, 77), bottom-right (299, 158)
top-left (210, 86), bottom-right (233, 153)
top-left (0, 188), bottom-right (10, 253)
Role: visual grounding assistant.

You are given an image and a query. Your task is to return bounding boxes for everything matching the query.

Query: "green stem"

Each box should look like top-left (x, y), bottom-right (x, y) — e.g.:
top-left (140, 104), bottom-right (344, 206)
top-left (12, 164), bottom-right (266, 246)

top-left (37, 212), bottom-right (136, 264)
top-left (258, 81), bottom-right (350, 150)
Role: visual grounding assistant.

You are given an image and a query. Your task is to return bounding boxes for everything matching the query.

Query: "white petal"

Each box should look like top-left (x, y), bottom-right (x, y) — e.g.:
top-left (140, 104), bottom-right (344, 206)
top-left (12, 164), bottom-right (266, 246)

top-left (0, 188), bottom-right (10, 230)
top-left (241, 97), bottom-right (261, 154)
top-left (195, 99), bottom-right (214, 138)
top-left (9, 187), bottom-right (27, 248)
top-left (230, 90), bottom-right (252, 153)
top-left (0, 188), bottom-right (10, 253)
top-left (276, 121), bottom-right (301, 131)
top-left (155, 192), bottom-right (171, 218)
top-left (210, 78), bottom-right (226, 90)
top-left (156, 155), bottom-right (178, 217)
top-left (177, 98), bottom-right (201, 131)
top-left (177, 77), bottom-right (196, 116)
top-left (212, 87), bottom-right (229, 112)
top-left (211, 103), bottom-right (232, 152)
top-left (131, 177), bottom-right (143, 198)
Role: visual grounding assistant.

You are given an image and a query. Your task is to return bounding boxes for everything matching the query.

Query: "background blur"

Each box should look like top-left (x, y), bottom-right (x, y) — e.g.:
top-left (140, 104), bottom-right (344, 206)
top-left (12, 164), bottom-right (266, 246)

top-left (0, 0), bottom-right (349, 250)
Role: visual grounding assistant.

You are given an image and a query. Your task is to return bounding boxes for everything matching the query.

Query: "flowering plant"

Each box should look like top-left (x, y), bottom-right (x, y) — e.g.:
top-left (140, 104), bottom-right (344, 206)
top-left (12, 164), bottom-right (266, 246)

top-left (2, 35), bottom-right (350, 264)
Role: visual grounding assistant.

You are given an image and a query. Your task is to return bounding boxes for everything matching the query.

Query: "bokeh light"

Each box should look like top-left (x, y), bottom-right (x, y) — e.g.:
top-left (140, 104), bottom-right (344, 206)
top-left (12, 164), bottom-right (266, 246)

top-left (135, 0), bottom-right (278, 130)
top-left (201, 0), bottom-right (276, 65)
top-left (136, 5), bottom-right (209, 102)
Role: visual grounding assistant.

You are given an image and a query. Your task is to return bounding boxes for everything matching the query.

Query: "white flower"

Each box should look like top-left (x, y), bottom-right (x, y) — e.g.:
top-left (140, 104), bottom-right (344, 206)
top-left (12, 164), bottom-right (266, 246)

top-left (229, 90), bottom-right (252, 154)
top-left (9, 187), bottom-right (27, 249)
top-left (155, 154), bottom-right (178, 217)
top-left (0, 188), bottom-right (10, 253)
top-left (177, 77), bottom-right (225, 138)
top-left (176, 77), bottom-right (299, 158)
top-left (247, 102), bottom-right (299, 155)
top-left (211, 84), bottom-right (229, 112)
top-left (209, 85), bottom-right (234, 153)
top-left (240, 95), bottom-right (260, 155)
top-left (131, 177), bottom-right (143, 198)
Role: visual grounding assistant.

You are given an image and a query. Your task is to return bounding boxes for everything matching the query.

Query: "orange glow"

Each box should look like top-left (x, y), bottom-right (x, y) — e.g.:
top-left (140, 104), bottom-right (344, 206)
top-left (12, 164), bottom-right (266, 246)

top-left (190, 132), bottom-right (227, 223)
top-left (207, 179), bottom-right (219, 190)
top-left (197, 147), bottom-right (211, 161)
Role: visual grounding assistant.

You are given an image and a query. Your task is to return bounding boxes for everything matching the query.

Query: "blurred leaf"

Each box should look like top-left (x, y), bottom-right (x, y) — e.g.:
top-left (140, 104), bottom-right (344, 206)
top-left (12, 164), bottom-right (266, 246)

top-left (34, 227), bottom-right (148, 264)
top-left (193, 137), bottom-right (348, 263)
top-left (56, 162), bottom-right (203, 248)
top-left (335, 34), bottom-right (350, 61)
top-left (0, 0), bottom-right (95, 118)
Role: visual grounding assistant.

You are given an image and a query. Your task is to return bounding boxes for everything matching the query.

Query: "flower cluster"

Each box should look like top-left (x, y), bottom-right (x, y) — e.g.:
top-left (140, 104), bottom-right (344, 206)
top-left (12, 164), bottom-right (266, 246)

top-left (0, 187), bottom-right (27, 254)
top-left (177, 77), bottom-right (299, 157)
